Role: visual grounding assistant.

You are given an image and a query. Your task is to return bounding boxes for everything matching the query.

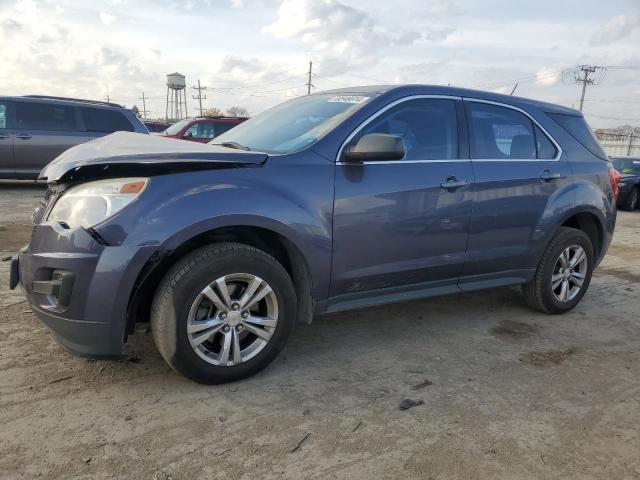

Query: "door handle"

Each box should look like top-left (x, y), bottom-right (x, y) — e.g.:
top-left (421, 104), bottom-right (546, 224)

top-left (16, 133), bottom-right (32, 140)
top-left (540, 170), bottom-right (561, 182)
top-left (440, 178), bottom-right (469, 190)
top-left (0, 135), bottom-right (8, 140)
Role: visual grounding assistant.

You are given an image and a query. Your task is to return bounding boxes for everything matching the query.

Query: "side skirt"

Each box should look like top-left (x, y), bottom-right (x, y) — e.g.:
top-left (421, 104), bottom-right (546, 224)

top-left (315, 269), bottom-right (534, 316)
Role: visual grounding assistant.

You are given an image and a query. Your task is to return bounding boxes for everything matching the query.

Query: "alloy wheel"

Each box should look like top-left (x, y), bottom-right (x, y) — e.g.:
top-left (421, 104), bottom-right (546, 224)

top-left (551, 245), bottom-right (588, 303)
top-left (186, 273), bottom-right (278, 366)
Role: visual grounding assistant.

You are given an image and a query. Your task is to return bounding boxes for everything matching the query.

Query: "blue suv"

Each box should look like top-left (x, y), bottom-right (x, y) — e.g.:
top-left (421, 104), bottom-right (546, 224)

top-left (9, 85), bottom-right (617, 383)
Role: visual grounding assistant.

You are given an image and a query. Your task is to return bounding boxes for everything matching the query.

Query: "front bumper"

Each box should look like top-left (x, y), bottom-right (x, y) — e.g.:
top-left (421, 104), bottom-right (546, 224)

top-left (10, 222), bottom-right (157, 358)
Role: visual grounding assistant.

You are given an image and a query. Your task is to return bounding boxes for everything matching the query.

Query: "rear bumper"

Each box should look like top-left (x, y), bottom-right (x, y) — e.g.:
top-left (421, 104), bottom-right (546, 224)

top-left (11, 222), bottom-right (157, 358)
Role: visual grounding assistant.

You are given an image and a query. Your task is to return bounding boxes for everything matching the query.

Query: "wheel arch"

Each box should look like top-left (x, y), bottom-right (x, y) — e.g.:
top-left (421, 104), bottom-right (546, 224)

top-left (559, 210), bottom-right (605, 261)
top-left (124, 223), bottom-right (315, 340)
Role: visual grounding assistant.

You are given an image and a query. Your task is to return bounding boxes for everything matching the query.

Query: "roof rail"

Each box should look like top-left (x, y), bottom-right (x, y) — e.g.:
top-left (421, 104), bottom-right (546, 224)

top-left (201, 115), bottom-right (248, 120)
top-left (23, 95), bottom-right (123, 108)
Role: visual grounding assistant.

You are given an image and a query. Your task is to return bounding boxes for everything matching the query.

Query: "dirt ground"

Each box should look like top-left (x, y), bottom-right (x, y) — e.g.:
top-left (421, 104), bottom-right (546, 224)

top-left (0, 181), bottom-right (638, 480)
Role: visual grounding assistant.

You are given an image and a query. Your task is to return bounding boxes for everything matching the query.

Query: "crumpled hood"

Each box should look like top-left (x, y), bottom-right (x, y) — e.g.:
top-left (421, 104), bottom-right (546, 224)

top-left (41, 131), bottom-right (268, 183)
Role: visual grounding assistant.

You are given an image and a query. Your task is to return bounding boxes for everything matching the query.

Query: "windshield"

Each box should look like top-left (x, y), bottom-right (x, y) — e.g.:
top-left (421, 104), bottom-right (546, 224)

top-left (612, 158), bottom-right (640, 175)
top-left (163, 119), bottom-right (191, 135)
top-left (212, 93), bottom-right (373, 153)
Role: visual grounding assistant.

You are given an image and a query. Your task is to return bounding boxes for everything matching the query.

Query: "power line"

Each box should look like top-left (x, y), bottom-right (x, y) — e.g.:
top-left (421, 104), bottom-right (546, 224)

top-left (474, 69), bottom-right (566, 90)
top-left (314, 64), bottom-right (392, 85)
top-left (583, 112), bottom-right (640, 121)
top-left (211, 74), bottom-right (304, 91)
top-left (312, 73), bottom-right (350, 87)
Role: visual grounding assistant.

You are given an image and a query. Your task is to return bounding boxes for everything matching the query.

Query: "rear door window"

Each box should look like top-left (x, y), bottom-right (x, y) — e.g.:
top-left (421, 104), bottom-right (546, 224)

top-left (80, 107), bottom-right (134, 132)
top-left (534, 125), bottom-right (558, 159)
top-left (15, 102), bottom-right (78, 131)
top-left (467, 102), bottom-right (536, 159)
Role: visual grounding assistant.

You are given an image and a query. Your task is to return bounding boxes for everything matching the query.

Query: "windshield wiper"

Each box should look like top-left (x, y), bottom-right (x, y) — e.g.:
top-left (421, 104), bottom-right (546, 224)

top-left (213, 141), bottom-right (251, 151)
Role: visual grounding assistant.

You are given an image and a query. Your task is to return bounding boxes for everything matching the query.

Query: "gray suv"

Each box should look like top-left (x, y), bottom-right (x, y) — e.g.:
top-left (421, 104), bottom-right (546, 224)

top-left (0, 95), bottom-right (147, 179)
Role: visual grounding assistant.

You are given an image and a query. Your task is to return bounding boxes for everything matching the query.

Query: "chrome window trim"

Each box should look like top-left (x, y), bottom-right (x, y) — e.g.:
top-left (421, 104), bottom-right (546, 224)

top-left (463, 97), bottom-right (563, 162)
top-left (335, 94), bottom-right (563, 164)
top-left (335, 94), bottom-right (462, 165)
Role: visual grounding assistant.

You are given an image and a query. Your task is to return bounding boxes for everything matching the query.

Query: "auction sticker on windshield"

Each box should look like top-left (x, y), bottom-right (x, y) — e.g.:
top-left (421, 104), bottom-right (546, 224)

top-left (327, 95), bottom-right (370, 104)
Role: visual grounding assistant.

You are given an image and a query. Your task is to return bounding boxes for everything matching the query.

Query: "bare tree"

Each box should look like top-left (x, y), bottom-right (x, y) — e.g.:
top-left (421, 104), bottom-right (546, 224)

top-left (226, 106), bottom-right (249, 117)
top-left (202, 107), bottom-right (223, 117)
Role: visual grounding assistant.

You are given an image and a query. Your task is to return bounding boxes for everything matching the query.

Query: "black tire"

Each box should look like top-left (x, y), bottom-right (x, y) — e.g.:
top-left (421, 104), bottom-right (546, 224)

top-left (522, 227), bottom-right (594, 314)
top-left (621, 188), bottom-right (638, 211)
top-left (151, 242), bottom-right (297, 384)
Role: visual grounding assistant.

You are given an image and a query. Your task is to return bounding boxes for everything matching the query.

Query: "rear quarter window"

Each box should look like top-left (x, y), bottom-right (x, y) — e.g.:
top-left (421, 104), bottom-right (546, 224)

top-left (81, 107), bottom-right (134, 132)
top-left (548, 113), bottom-right (607, 160)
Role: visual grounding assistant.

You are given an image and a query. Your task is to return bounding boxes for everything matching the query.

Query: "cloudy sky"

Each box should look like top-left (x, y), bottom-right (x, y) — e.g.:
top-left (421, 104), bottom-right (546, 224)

top-left (1, 0), bottom-right (639, 127)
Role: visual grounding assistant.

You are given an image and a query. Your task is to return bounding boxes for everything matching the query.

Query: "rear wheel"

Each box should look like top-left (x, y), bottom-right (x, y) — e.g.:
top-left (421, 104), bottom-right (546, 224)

top-left (522, 227), bottom-right (594, 314)
top-left (151, 242), bottom-right (297, 384)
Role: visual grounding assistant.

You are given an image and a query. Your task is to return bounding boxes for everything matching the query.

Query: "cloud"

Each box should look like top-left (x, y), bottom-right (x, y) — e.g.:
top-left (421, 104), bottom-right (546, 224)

top-left (99, 12), bottom-right (117, 26)
top-left (426, 2), bottom-right (461, 16)
top-left (590, 12), bottom-right (640, 46)
top-left (262, 0), bottom-right (425, 66)
top-left (535, 66), bottom-right (561, 86)
top-left (14, 0), bottom-right (37, 14)
top-left (424, 26), bottom-right (455, 42)
top-left (0, 18), bottom-right (23, 34)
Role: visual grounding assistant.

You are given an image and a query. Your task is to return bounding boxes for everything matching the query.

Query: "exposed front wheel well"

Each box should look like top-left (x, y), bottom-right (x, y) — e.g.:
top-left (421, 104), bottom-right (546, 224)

top-left (561, 212), bottom-right (604, 260)
top-left (125, 226), bottom-right (313, 339)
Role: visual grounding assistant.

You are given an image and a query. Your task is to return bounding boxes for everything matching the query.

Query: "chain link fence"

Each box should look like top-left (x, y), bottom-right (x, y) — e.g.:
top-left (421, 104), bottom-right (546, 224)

top-left (596, 133), bottom-right (640, 157)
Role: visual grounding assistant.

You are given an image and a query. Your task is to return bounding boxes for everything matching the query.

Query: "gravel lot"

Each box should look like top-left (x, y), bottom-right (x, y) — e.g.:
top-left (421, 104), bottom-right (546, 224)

top-left (1, 180), bottom-right (638, 480)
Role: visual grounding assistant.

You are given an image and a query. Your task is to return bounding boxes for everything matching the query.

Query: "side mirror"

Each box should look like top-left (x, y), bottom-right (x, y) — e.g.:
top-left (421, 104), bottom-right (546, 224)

top-left (343, 133), bottom-right (405, 162)
top-left (182, 131), bottom-right (193, 139)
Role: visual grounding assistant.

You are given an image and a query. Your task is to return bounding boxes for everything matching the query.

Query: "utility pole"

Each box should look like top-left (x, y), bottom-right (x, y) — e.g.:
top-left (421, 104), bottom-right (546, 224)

top-left (138, 92), bottom-right (149, 118)
top-left (575, 65), bottom-right (599, 112)
top-left (192, 80), bottom-right (207, 117)
top-left (306, 61), bottom-right (314, 94)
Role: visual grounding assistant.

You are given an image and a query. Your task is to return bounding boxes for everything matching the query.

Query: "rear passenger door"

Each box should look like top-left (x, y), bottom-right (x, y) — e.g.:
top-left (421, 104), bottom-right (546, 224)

top-left (80, 107), bottom-right (135, 140)
top-left (13, 101), bottom-right (88, 178)
top-left (0, 100), bottom-right (14, 177)
top-left (460, 99), bottom-right (572, 287)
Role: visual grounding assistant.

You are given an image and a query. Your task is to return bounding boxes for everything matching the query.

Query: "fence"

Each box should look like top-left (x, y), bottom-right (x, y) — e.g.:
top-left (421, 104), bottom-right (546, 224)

top-left (596, 133), bottom-right (640, 157)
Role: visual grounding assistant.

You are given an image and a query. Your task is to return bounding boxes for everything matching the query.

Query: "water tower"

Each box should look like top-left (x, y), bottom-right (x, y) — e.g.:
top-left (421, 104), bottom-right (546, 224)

top-left (165, 72), bottom-right (188, 121)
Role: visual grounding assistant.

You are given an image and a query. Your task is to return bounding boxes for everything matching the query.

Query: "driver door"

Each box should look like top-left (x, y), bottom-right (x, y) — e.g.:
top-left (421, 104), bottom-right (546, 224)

top-left (330, 97), bottom-right (474, 299)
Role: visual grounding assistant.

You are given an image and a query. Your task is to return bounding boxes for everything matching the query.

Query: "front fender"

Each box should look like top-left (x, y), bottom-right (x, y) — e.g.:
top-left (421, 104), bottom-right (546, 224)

top-left (95, 161), bottom-right (334, 299)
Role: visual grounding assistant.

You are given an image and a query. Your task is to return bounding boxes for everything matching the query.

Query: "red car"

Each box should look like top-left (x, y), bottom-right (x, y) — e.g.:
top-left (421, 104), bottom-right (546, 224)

top-left (161, 116), bottom-right (247, 143)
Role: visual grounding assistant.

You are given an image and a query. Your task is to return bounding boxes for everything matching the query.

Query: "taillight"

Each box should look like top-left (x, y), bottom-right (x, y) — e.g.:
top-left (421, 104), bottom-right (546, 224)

top-left (609, 165), bottom-right (621, 201)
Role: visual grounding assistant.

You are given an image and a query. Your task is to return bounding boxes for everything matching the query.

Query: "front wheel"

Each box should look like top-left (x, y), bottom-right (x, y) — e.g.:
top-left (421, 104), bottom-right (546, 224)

top-left (151, 242), bottom-right (297, 384)
top-left (522, 227), bottom-right (594, 314)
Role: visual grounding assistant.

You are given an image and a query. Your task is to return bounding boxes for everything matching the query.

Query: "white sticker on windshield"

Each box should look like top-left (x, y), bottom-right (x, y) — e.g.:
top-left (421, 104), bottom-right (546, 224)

top-left (327, 95), bottom-right (369, 104)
